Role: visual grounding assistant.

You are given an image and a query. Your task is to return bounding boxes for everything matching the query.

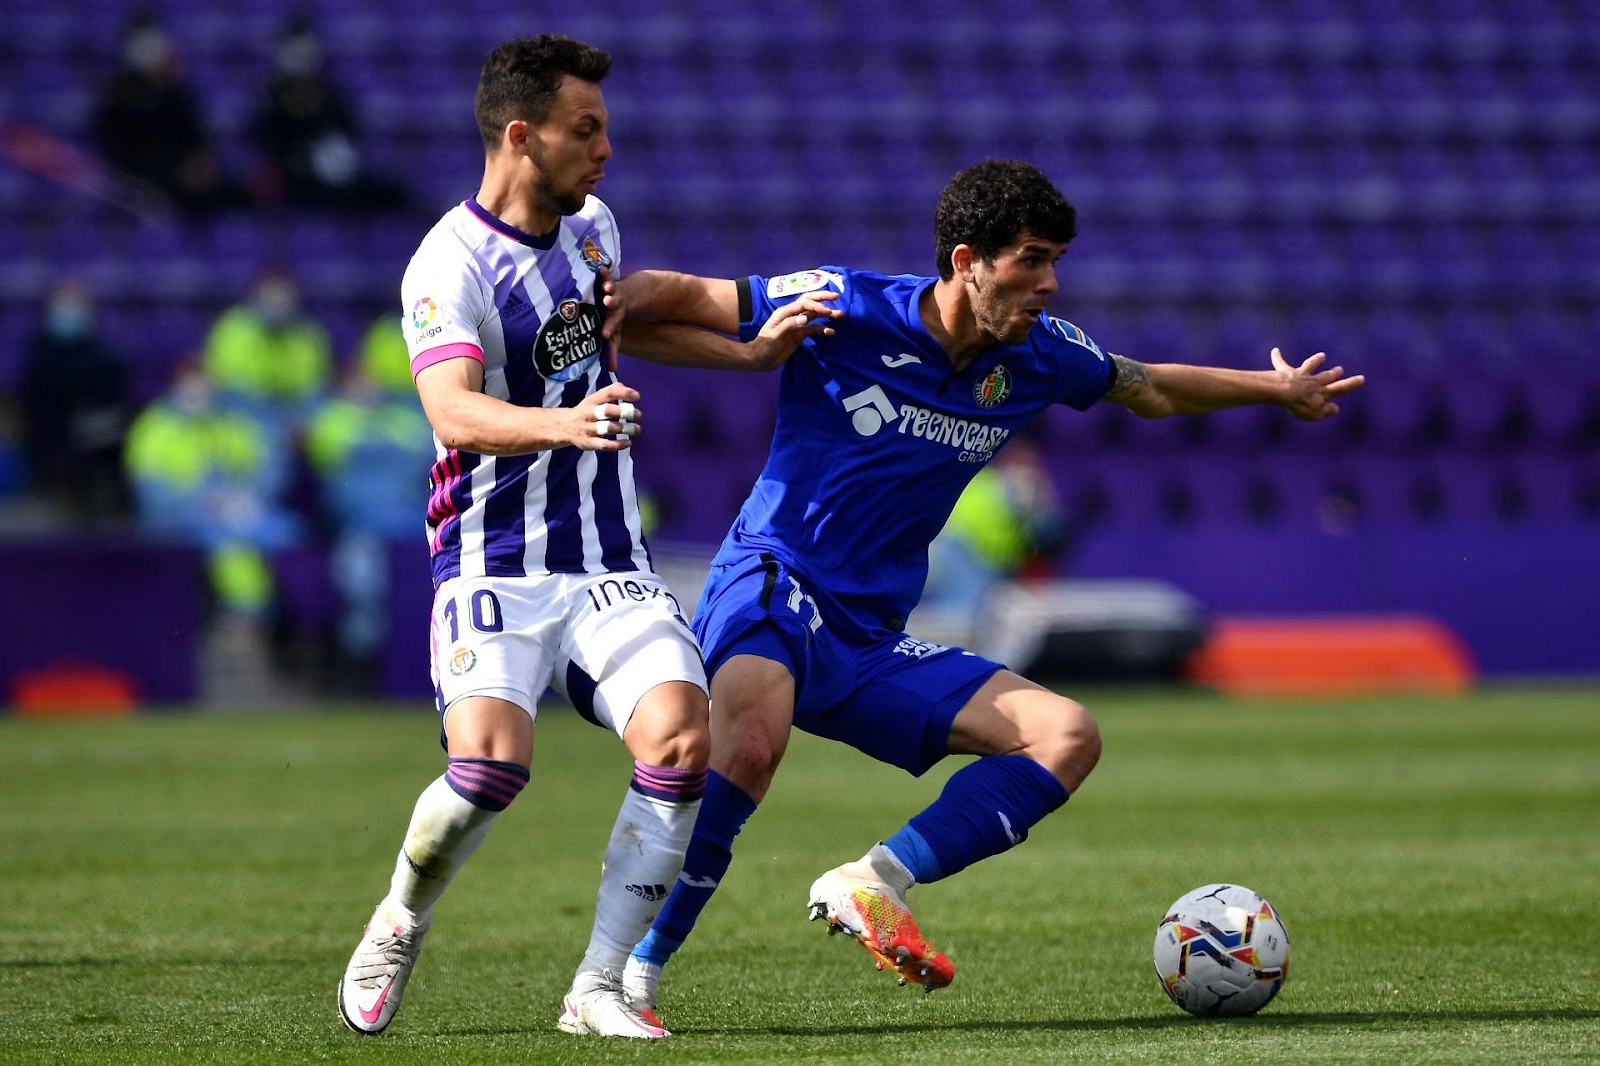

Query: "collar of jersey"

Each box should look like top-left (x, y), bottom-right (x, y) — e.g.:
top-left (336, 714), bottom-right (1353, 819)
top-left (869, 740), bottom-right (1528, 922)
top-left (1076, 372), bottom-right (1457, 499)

top-left (465, 197), bottom-right (559, 249)
top-left (901, 274), bottom-right (1009, 376)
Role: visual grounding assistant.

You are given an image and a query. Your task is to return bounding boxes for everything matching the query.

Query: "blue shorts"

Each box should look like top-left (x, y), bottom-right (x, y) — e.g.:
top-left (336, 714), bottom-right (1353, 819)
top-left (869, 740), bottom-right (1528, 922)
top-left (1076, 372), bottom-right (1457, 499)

top-left (692, 552), bottom-right (1004, 777)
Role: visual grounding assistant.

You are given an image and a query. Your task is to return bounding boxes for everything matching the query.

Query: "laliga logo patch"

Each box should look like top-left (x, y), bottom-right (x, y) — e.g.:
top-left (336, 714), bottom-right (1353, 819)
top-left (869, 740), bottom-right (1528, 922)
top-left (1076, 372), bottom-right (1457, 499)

top-left (974, 365), bottom-right (1012, 408)
top-left (412, 297), bottom-right (438, 329)
top-left (448, 646), bottom-right (477, 676)
top-left (580, 236), bottom-right (612, 272)
top-left (766, 270), bottom-right (842, 298)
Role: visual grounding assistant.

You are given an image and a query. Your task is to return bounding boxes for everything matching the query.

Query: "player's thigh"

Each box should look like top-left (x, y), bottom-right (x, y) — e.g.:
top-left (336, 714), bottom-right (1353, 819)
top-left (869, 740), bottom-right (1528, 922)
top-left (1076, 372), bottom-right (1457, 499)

top-left (443, 695), bottom-right (535, 764)
top-left (553, 571), bottom-right (708, 747)
top-left (623, 680), bottom-right (710, 768)
top-left (706, 650), bottom-right (798, 801)
top-left (430, 576), bottom-right (564, 750)
top-left (946, 670), bottom-right (1101, 790)
top-left (800, 637), bottom-right (1003, 778)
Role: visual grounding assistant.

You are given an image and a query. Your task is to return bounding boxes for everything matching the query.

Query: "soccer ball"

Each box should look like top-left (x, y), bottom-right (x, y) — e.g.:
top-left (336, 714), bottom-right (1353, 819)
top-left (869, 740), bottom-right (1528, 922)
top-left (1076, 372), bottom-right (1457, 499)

top-left (1153, 883), bottom-right (1290, 1017)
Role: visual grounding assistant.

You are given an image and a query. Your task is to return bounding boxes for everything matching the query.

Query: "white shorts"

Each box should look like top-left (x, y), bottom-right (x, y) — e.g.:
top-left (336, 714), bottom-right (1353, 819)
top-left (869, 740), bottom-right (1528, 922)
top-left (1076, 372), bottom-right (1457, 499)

top-left (429, 570), bottom-right (707, 738)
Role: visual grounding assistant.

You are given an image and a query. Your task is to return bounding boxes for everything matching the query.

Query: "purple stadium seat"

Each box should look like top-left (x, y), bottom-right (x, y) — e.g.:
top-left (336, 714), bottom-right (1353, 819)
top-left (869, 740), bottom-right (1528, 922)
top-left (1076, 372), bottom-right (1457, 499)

top-left (1441, 376), bottom-right (1515, 449)
top-left (1362, 376), bottom-right (1443, 450)
top-left (1508, 455), bottom-right (1592, 524)
top-left (1167, 455), bottom-right (1256, 527)
top-left (1522, 375), bottom-right (1595, 450)
top-left (1085, 454), bottom-right (1177, 529)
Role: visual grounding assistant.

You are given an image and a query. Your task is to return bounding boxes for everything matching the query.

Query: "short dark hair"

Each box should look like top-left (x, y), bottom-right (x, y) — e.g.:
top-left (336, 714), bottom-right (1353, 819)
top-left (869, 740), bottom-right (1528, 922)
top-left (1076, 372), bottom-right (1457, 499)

top-left (475, 35), bottom-right (612, 151)
top-left (933, 160), bottom-right (1078, 280)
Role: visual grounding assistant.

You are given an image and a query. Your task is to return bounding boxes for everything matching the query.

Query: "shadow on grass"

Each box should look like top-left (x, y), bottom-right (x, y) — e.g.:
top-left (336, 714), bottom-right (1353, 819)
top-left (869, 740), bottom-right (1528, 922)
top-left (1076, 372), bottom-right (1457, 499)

top-left (712, 1008), bottom-right (1600, 1039)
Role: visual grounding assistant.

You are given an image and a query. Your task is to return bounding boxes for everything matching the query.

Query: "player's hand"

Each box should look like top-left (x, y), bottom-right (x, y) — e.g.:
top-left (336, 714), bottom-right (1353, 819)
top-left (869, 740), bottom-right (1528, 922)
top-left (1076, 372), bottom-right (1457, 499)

top-left (1270, 347), bottom-right (1365, 421)
top-left (567, 381), bottom-right (642, 450)
top-left (747, 292), bottom-right (841, 370)
top-left (598, 267), bottom-right (623, 372)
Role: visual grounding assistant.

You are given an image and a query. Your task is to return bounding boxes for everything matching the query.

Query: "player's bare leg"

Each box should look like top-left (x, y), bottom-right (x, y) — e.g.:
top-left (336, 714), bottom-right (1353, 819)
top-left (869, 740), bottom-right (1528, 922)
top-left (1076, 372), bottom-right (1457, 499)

top-left (811, 671), bottom-right (1100, 991)
top-left (623, 655), bottom-right (796, 1016)
top-left (340, 697), bottom-right (532, 1034)
top-left (559, 680), bottom-right (708, 1039)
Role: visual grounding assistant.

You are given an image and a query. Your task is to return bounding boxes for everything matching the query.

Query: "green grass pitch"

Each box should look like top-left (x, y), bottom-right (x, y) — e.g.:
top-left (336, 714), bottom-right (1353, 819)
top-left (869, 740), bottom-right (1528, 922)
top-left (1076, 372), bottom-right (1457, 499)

top-left (2, 689), bottom-right (1596, 1065)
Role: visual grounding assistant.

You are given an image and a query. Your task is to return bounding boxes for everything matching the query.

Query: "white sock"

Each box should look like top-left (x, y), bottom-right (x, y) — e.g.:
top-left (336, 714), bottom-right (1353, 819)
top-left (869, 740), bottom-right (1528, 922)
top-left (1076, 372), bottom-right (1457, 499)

top-left (865, 842), bottom-right (917, 894)
top-left (381, 775), bottom-right (499, 924)
top-left (576, 786), bottom-right (701, 976)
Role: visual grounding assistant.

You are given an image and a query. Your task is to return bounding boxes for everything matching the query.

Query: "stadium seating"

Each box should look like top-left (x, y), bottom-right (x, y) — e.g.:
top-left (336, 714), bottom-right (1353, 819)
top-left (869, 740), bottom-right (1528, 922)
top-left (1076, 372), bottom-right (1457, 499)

top-left (0, 0), bottom-right (1594, 551)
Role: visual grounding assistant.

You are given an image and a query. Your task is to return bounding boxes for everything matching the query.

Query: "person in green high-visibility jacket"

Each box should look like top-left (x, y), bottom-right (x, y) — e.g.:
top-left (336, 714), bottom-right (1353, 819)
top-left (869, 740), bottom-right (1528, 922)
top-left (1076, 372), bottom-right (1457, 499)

top-left (124, 364), bottom-right (303, 618)
top-left (306, 359), bottom-right (434, 685)
top-left (924, 435), bottom-right (1070, 618)
top-left (202, 269), bottom-right (331, 433)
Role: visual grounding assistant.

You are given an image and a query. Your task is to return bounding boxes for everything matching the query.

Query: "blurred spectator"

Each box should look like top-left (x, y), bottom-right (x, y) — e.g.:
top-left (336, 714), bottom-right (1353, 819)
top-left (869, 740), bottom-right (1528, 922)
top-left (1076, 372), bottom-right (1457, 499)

top-left (306, 354), bottom-right (433, 687)
top-left (354, 310), bottom-right (414, 394)
top-left (90, 13), bottom-right (246, 214)
top-left (249, 18), bottom-right (409, 213)
top-left (124, 362), bottom-right (302, 623)
top-left (923, 435), bottom-right (1070, 617)
top-left (202, 268), bottom-right (332, 434)
top-left (19, 280), bottom-right (131, 520)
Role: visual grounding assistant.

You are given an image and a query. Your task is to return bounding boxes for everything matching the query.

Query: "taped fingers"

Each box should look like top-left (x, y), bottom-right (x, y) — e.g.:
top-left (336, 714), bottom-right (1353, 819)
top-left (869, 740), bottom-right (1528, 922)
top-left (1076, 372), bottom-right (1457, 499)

top-left (592, 400), bottom-right (642, 440)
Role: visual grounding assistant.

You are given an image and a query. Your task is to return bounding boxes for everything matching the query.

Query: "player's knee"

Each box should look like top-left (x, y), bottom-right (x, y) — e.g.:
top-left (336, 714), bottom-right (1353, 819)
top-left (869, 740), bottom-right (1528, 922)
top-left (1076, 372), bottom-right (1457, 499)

top-left (624, 698), bottom-right (710, 769)
top-left (1028, 698), bottom-right (1101, 788)
top-left (715, 720), bottom-right (782, 790)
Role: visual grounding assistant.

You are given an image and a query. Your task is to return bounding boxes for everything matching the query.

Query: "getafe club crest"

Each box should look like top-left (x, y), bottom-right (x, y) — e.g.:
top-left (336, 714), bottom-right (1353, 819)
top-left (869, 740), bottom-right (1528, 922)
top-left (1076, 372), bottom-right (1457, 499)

top-left (580, 236), bottom-right (612, 272)
top-left (448, 646), bottom-right (477, 676)
top-left (975, 365), bottom-right (1012, 408)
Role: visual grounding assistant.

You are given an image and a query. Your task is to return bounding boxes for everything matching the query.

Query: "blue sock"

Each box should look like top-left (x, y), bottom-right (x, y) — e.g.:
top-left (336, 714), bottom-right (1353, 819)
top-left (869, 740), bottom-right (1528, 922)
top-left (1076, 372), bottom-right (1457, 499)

top-left (884, 754), bottom-right (1069, 884)
top-left (631, 770), bottom-right (758, 967)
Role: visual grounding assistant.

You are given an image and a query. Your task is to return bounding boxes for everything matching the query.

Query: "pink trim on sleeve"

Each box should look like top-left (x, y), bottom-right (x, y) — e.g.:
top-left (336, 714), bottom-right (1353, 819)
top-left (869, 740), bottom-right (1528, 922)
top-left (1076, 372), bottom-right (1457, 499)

top-left (411, 342), bottom-right (485, 377)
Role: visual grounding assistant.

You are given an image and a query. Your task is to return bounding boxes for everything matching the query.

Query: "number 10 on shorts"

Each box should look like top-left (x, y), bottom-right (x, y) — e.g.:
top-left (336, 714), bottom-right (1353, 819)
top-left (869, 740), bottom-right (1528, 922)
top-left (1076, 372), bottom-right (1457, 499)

top-left (443, 589), bottom-right (505, 641)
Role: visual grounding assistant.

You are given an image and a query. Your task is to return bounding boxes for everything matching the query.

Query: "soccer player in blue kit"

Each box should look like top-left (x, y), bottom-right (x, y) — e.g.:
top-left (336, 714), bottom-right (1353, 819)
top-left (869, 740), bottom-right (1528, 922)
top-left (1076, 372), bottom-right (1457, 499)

top-left (608, 159), bottom-right (1364, 1025)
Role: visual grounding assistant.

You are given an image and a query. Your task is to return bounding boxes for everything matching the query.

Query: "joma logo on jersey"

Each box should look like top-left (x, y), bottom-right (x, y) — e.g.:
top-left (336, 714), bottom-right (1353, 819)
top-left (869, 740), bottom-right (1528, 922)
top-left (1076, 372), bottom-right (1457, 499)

top-left (841, 385), bottom-right (1010, 461)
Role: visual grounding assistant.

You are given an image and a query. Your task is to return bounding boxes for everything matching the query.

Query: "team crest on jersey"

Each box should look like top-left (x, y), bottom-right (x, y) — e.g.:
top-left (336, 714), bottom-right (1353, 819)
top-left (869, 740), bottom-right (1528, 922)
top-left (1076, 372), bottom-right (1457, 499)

top-left (412, 297), bottom-right (438, 329)
top-left (974, 365), bottom-right (1012, 408)
top-left (448, 646), bottom-right (477, 676)
top-left (580, 235), bottom-right (612, 272)
top-left (767, 270), bottom-right (838, 298)
top-left (534, 299), bottom-right (603, 381)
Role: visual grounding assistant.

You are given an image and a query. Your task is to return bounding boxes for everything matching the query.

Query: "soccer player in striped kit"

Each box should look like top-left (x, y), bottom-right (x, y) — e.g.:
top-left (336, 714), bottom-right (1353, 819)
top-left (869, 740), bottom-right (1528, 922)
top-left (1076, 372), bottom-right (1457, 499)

top-left (336, 35), bottom-right (834, 1039)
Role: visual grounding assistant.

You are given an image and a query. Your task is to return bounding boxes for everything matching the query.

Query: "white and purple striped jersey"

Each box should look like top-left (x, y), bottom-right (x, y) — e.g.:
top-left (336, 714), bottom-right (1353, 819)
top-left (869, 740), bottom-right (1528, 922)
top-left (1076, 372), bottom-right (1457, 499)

top-left (401, 196), bottom-right (651, 588)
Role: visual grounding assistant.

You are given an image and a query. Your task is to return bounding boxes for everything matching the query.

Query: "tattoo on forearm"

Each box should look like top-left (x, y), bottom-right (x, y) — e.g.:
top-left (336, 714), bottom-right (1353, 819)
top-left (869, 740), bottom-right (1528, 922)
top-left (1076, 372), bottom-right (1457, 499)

top-left (1106, 353), bottom-right (1150, 400)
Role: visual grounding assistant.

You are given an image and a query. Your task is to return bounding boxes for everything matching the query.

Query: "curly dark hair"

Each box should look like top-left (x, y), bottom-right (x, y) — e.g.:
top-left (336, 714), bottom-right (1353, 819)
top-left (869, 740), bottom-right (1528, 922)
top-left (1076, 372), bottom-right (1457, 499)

top-left (475, 35), bottom-right (612, 151)
top-left (933, 160), bottom-right (1078, 280)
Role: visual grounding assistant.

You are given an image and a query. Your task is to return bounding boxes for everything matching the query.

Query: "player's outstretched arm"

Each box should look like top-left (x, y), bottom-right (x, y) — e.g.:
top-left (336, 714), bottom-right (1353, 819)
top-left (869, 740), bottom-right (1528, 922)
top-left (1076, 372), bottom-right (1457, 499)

top-left (619, 270), bottom-right (742, 331)
top-left (623, 293), bottom-right (840, 371)
top-left (1105, 348), bottom-right (1365, 420)
top-left (415, 356), bottom-right (639, 453)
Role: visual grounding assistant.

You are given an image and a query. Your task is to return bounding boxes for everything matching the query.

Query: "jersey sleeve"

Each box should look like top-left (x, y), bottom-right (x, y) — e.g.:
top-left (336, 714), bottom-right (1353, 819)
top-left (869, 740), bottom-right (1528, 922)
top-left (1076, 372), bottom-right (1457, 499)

top-left (735, 267), bottom-right (847, 341)
top-left (1041, 315), bottom-right (1117, 410)
top-left (400, 237), bottom-right (490, 378)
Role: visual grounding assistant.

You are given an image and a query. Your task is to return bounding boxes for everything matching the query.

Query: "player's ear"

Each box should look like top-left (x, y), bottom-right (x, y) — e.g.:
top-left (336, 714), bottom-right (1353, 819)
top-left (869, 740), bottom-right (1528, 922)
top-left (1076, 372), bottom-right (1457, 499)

top-left (951, 244), bottom-right (976, 284)
top-left (502, 119), bottom-right (530, 156)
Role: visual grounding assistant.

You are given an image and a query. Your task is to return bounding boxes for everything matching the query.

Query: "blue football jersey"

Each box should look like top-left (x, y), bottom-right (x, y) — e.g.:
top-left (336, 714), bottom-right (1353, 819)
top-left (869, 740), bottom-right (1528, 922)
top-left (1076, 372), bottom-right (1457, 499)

top-left (714, 266), bottom-right (1115, 635)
